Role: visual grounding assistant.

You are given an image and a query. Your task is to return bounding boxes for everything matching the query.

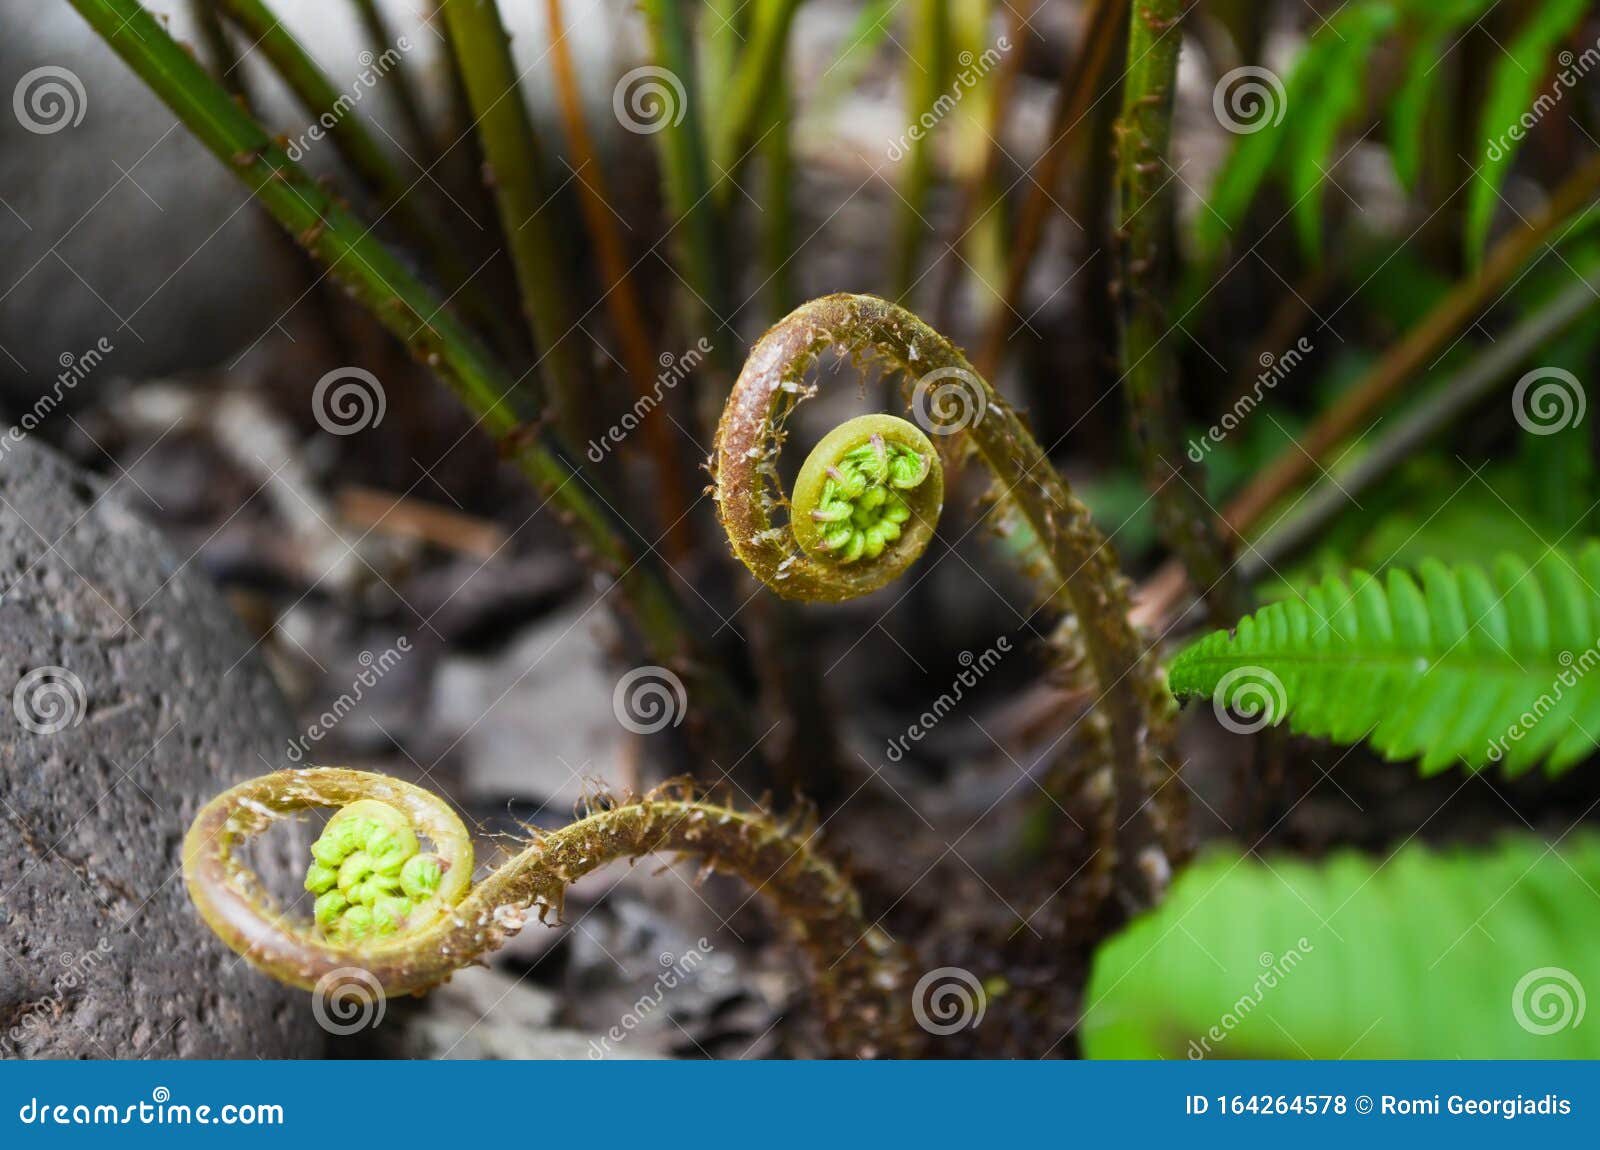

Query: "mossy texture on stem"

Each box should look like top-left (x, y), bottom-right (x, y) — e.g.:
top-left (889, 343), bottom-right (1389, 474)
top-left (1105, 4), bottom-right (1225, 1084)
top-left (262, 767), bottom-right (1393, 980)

top-left (1116, 0), bottom-right (1243, 620)
top-left (713, 294), bottom-right (1176, 908)
top-left (184, 767), bottom-right (915, 1057)
top-left (68, 0), bottom-right (753, 765)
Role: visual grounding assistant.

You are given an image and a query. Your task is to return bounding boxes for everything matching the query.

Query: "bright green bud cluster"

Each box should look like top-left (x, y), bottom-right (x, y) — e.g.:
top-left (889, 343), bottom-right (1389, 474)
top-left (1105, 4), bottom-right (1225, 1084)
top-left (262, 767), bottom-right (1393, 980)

top-left (809, 434), bottom-right (931, 564)
top-left (304, 799), bottom-right (445, 944)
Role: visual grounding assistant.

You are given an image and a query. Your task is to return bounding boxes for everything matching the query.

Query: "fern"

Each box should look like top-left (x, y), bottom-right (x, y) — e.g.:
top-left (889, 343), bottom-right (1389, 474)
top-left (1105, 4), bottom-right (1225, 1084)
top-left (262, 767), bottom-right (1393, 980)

top-left (1083, 838), bottom-right (1600, 1058)
top-left (1467, 0), bottom-right (1592, 262)
top-left (1169, 545), bottom-right (1600, 775)
top-left (1198, 0), bottom-right (1586, 263)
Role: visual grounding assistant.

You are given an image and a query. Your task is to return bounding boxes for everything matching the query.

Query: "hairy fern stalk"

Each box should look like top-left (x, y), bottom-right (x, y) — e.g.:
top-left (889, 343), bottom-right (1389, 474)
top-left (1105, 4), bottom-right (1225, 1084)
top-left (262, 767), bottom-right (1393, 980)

top-left (1171, 545), bottom-right (1600, 775)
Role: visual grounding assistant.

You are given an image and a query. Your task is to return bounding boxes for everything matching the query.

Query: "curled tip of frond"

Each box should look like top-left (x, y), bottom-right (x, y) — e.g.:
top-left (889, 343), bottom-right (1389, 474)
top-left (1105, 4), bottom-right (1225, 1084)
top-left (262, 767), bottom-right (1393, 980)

top-left (183, 766), bottom-right (917, 1057)
top-left (711, 295), bottom-right (968, 604)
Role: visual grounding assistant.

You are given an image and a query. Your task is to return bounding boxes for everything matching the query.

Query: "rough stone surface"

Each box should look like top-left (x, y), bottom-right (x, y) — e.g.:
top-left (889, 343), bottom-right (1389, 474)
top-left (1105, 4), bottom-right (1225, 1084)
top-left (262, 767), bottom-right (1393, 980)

top-left (0, 439), bottom-right (319, 1058)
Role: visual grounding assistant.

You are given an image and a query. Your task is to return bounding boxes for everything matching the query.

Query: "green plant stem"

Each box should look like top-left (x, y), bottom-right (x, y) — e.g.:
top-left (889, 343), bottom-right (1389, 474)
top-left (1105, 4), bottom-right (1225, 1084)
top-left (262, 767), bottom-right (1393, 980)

top-left (211, 0), bottom-right (520, 356)
top-left (190, 0), bottom-right (245, 99)
top-left (933, 0), bottom-right (1021, 333)
top-left (638, 0), bottom-right (739, 380)
top-left (1140, 157), bottom-right (1600, 625)
top-left (698, 0), bottom-right (745, 112)
top-left (1246, 264), bottom-right (1600, 578)
top-left (760, 59), bottom-right (796, 319)
top-left (712, 0), bottom-right (803, 189)
top-left (185, 768), bottom-right (918, 1057)
top-left (439, 0), bottom-right (587, 448)
top-left (1115, 0), bottom-right (1244, 622)
top-left (67, 0), bottom-right (749, 757)
top-left (976, 0), bottom-right (1126, 378)
top-left (893, 0), bottom-right (949, 300)
top-left (715, 294), bottom-right (1176, 909)
top-left (349, 0), bottom-right (434, 161)
top-left (545, 0), bottom-right (694, 561)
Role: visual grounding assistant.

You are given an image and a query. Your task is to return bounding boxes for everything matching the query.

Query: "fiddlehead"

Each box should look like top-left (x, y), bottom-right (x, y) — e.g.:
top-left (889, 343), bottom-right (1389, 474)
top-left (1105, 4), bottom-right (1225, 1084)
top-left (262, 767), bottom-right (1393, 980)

top-left (184, 767), bottom-right (914, 1057)
top-left (713, 294), bottom-right (1177, 909)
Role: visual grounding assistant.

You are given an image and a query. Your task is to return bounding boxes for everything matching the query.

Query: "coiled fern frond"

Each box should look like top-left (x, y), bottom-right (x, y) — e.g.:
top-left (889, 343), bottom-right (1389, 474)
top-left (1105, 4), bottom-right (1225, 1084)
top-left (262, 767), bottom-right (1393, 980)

top-left (1169, 545), bottom-right (1600, 775)
top-left (184, 768), bottom-right (915, 1057)
top-left (714, 293), bottom-right (1176, 906)
top-left (1083, 837), bottom-right (1600, 1059)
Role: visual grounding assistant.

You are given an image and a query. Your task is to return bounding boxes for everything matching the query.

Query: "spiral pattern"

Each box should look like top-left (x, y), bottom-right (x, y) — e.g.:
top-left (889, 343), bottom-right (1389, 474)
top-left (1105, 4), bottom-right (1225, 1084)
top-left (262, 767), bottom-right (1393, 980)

top-left (912, 366), bottom-right (987, 435)
top-left (311, 966), bottom-right (387, 1035)
top-left (12, 666), bottom-right (86, 734)
top-left (612, 65), bottom-right (687, 135)
top-left (1212, 665), bottom-right (1286, 734)
top-left (1512, 966), bottom-right (1586, 1036)
top-left (1513, 367), bottom-right (1586, 436)
top-left (911, 966), bottom-right (986, 1035)
top-left (612, 665), bottom-right (687, 734)
top-left (13, 66), bottom-right (87, 135)
top-left (183, 767), bottom-right (914, 1057)
top-left (1212, 66), bottom-right (1287, 135)
top-left (312, 367), bottom-right (386, 436)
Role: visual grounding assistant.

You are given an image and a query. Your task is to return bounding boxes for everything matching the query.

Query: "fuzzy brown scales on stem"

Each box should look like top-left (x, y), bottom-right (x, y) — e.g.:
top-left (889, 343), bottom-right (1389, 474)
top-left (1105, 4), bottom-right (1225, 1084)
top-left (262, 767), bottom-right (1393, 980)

top-left (713, 294), bottom-right (1177, 909)
top-left (184, 768), bottom-right (916, 1057)
top-left (1115, 0), bottom-right (1245, 624)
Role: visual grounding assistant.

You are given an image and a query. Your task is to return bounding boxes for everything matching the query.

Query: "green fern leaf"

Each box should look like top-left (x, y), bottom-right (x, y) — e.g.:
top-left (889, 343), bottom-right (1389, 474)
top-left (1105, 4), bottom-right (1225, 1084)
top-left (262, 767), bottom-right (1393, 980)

top-left (1083, 837), bottom-right (1600, 1058)
top-left (1169, 545), bottom-right (1600, 775)
top-left (1388, 0), bottom-right (1497, 190)
top-left (1285, 6), bottom-right (1396, 258)
top-left (1466, 0), bottom-right (1591, 263)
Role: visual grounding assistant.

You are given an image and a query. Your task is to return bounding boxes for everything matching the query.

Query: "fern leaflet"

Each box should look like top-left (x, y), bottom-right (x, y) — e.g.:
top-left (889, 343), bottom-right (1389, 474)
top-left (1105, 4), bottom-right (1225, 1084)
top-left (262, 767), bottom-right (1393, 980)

top-left (1083, 837), bottom-right (1600, 1058)
top-left (1169, 545), bottom-right (1600, 775)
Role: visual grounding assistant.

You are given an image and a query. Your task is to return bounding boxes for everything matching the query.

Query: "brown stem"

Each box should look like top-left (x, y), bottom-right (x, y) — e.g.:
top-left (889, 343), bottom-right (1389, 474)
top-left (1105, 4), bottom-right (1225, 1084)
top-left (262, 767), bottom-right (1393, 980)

top-left (714, 294), bottom-right (1175, 909)
top-left (184, 768), bottom-right (917, 1058)
top-left (1115, 0), bottom-right (1244, 622)
top-left (975, 0), bottom-right (1127, 380)
top-left (546, 0), bottom-right (695, 561)
top-left (1138, 151), bottom-right (1600, 621)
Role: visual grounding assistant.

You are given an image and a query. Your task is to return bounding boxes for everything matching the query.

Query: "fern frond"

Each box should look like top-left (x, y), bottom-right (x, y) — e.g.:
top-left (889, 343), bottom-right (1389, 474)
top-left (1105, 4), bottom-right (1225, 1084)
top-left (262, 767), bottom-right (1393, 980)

top-left (1467, 0), bottom-right (1592, 263)
top-left (1199, 0), bottom-right (1584, 264)
top-left (1083, 837), bottom-right (1600, 1058)
top-left (1169, 545), bottom-right (1600, 775)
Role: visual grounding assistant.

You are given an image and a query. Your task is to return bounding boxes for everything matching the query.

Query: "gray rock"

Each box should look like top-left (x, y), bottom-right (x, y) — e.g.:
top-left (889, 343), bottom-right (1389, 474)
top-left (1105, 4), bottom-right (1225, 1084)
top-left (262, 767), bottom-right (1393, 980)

top-left (0, 1), bottom-right (633, 399)
top-left (0, 437), bottom-right (319, 1058)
